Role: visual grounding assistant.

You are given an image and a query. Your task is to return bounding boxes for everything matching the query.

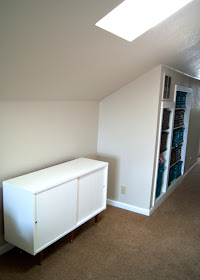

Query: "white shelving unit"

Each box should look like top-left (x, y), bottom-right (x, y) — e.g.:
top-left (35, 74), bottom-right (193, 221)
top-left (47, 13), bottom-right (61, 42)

top-left (167, 85), bottom-right (192, 189)
top-left (152, 80), bottom-right (192, 207)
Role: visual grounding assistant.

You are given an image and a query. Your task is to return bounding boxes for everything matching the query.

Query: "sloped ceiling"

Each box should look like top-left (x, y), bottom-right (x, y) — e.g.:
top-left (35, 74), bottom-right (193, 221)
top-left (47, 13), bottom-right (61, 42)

top-left (1, 0), bottom-right (200, 100)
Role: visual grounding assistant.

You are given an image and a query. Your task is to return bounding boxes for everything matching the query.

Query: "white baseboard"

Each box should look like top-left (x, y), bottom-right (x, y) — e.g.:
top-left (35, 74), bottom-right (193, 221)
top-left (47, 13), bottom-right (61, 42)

top-left (0, 243), bottom-right (15, 256)
top-left (107, 199), bottom-right (150, 216)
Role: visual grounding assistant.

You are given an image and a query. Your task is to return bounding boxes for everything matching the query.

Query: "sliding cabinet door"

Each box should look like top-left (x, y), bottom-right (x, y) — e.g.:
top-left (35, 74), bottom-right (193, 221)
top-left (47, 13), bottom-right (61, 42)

top-left (35, 179), bottom-right (77, 253)
top-left (77, 167), bottom-right (107, 224)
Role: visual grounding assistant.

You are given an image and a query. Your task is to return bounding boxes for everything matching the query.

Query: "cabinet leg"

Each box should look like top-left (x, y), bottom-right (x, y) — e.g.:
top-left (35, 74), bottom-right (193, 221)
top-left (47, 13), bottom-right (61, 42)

top-left (70, 230), bottom-right (75, 243)
top-left (38, 250), bottom-right (43, 265)
top-left (95, 214), bottom-right (99, 225)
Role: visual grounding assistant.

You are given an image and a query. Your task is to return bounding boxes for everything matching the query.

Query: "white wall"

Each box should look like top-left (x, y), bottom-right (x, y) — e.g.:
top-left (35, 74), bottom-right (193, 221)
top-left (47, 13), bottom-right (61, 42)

top-left (97, 66), bottom-right (162, 211)
top-left (0, 100), bottom-right (99, 247)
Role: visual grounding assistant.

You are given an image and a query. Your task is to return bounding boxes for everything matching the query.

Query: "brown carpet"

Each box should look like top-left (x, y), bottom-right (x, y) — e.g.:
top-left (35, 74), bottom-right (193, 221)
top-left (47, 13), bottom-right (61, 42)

top-left (0, 163), bottom-right (200, 280)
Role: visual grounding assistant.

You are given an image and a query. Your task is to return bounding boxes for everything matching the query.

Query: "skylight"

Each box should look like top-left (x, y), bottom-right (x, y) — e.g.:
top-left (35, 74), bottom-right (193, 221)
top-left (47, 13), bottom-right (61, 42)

top-left (95, 0), bottom-right (193, 42)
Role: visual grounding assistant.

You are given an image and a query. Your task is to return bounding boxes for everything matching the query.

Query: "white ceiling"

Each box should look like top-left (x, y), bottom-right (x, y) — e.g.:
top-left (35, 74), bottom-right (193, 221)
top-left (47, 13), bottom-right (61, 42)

top-left (1, 0), bottom-right (200, 101)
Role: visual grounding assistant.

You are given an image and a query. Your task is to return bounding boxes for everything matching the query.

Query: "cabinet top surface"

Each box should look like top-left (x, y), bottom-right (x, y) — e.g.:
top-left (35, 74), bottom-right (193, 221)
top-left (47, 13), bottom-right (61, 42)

top-left (3, 158), bottom-right (108, 194)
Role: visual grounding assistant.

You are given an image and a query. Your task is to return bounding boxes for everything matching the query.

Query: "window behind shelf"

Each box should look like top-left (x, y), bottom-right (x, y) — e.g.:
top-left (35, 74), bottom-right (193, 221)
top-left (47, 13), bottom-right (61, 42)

top-left (163, 75), bottom-right (171, 100)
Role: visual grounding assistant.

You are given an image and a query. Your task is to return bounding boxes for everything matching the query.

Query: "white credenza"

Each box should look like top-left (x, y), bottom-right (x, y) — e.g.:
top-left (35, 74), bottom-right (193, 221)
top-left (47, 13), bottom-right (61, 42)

top-left (3, 158), bottom-right (108, 256)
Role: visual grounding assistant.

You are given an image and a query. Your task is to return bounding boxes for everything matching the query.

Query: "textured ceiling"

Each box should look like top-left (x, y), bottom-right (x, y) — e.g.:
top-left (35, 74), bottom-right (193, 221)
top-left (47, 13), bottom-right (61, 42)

top-left (1, 0), bottom-right (200, 100)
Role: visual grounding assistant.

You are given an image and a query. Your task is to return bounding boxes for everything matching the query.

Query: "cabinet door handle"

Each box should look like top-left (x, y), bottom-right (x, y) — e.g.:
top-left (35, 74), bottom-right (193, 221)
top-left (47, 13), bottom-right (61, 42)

top-left (35, 221), bottom-right (37, 224)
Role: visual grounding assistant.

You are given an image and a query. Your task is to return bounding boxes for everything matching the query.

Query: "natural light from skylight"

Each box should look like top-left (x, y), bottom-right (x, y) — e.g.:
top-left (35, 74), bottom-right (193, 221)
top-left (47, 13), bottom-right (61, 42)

top-left (95, 0), bottom-right (193, 42)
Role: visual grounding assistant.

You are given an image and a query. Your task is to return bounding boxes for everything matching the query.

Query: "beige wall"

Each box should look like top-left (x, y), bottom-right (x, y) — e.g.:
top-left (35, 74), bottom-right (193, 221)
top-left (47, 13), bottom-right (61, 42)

top-left (97, 66), bottom-right (162, 211)
top-left (0, 100), bottom-right (99, 246)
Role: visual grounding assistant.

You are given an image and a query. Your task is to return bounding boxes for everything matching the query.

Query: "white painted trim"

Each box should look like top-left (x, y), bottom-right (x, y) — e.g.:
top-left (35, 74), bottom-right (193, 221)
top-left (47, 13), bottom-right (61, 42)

top-left (0, 243), bottom-right (15, 256)
top-left (107, 199), bottom-right (150, 216)
top-left (176, 85), bottom-right (193, 93)
top-left (161, 101), bottom-right (175, 109)
top-left (149, 162), bottom-right (197, 215)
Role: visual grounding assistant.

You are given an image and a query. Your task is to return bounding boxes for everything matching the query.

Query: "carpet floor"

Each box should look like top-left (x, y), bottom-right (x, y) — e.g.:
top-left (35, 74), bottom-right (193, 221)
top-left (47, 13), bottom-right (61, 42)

top-left (0, 163), bottom-right (200, 280)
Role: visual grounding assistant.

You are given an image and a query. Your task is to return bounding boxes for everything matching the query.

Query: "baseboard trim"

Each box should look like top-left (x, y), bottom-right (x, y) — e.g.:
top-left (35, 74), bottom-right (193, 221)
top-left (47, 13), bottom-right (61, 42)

top-left (107, 199), bottom-right (150, 216)
top-left (0, 243), bottom-right (15, 256)
top-left (149, 162), bottom-right (198, 215)
top-left (107, 162), bottom-right (197, 217)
